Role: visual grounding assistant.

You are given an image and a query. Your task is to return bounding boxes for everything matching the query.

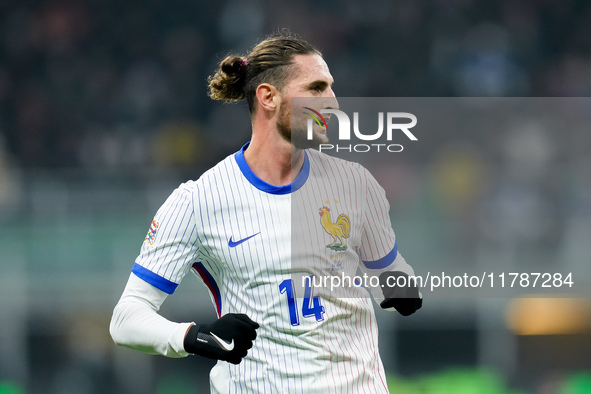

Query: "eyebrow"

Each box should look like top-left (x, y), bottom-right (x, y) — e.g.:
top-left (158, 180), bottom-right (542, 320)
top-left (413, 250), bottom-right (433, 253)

top-left (307, 80), bottom-right (334, 89)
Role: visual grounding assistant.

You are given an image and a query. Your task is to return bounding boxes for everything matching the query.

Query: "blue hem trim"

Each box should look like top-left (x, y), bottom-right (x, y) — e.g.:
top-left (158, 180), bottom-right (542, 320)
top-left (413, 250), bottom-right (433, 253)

top-left (132, 263), bottom-right (179, 294)
top-left (362, 240), bottom-right (398, 270)
top-left (234, 142), bottom-right (309, 195)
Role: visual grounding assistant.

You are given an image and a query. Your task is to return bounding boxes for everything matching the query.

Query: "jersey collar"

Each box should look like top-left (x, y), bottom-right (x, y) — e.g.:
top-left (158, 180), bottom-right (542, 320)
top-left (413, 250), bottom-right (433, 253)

top-left (234, 142), bottom-right (309, 195)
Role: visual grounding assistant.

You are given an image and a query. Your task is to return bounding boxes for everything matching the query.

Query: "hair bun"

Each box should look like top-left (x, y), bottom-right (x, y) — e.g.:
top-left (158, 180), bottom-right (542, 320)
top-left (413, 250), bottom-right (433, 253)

top-left (208, 55), bottom-right (247, 102)
top-left (207, 33), bottom-right (320, 111)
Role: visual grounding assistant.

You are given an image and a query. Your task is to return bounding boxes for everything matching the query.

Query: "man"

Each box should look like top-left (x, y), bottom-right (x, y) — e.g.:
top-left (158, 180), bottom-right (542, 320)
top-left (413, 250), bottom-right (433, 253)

top-left (110, 33), bottom-right (422, 393)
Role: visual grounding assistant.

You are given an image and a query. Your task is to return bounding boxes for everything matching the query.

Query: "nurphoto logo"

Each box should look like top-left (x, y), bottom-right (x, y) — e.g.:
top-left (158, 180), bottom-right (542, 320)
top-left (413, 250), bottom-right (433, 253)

top-left (303, 107), bottom-right (418, 153)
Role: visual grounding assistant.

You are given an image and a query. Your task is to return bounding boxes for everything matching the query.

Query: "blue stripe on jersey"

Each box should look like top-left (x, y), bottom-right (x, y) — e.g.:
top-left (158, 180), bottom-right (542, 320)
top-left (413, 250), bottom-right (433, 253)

top-left (234, 142), bottom-right (309, 194)
top-left (192, 262), bottom-right (222, 317)
top-left (132, 263), bottom-right (179, 294)
top-left (361, 240), bottom-right (398, 270)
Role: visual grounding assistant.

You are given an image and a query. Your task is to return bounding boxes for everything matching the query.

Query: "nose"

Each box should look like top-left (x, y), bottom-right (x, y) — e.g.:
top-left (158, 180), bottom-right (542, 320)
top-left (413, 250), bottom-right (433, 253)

top-left (324, 88), bottom-right (339, 110)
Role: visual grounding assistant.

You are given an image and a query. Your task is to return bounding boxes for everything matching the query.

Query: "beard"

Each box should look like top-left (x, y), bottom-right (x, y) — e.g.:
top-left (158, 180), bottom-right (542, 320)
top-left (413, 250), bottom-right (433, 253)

top-left (277, 101), bottom-right (329, 150)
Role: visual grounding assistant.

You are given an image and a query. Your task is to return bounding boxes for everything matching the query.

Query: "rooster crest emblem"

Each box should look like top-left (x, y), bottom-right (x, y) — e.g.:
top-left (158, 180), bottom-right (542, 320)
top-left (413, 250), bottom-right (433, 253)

top-left (319, 207), bottom-right (351, 251)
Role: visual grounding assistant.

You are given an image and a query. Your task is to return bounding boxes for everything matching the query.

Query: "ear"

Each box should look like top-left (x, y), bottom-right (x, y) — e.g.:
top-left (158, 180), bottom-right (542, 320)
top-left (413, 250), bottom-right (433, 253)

top-left (255, 83), bottom-right (279, 113)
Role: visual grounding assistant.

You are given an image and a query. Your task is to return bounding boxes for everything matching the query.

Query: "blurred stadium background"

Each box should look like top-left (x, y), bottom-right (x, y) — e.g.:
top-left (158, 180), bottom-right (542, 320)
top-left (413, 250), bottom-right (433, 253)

top-left (1, 0), bottom-right (591, 393)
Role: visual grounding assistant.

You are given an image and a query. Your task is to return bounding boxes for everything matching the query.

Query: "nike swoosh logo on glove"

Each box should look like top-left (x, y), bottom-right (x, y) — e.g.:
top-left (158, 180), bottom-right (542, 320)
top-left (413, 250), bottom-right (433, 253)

top-left (210, 332), bottom-right (235, 351)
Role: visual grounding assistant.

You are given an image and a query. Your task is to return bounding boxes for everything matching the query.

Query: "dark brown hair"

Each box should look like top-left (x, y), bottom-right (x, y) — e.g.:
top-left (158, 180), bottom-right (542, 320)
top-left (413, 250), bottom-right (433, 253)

top-left (208, 33), bottom-right (321, 113)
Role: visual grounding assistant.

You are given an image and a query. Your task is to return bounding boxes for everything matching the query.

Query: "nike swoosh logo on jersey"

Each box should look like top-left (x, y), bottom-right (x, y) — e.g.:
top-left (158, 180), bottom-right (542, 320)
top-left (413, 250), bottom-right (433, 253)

top-left (228, 232), bottom-right (260, 247)
top-left (210, 332), bottom-right (235, 351)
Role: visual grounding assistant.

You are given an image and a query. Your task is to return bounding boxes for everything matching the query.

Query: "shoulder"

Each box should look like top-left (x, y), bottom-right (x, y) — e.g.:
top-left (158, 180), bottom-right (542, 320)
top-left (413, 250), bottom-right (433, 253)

top-left (306, 149), bottom-right (372, 180)
top-left (176, 153), bottom-right (239, 194)
top-left (196, 152), bottom-right (239, 184)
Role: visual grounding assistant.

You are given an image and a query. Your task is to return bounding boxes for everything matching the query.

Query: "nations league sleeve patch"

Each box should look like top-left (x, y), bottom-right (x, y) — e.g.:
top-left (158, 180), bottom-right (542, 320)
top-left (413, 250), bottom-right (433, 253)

top-left (145, 220), bottom-right (160, 245)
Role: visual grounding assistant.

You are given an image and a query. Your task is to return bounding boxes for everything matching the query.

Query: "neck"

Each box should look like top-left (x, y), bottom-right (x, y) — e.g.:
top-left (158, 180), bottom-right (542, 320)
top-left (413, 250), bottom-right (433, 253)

top-left (243, 127), bottom-right (305, 187)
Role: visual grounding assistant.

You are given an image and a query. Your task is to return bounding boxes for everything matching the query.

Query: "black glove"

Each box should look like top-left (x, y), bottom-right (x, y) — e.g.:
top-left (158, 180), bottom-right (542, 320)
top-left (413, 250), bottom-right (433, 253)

top-left (379, 271), bottom-right (423, 316)
top-left (183, 313), bottom-right (259, 364)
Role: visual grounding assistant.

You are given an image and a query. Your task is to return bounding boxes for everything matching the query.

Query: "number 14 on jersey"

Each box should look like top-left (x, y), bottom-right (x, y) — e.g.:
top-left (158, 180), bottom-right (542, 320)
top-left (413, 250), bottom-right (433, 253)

top-left (279, 277), bottom-right (325, 326)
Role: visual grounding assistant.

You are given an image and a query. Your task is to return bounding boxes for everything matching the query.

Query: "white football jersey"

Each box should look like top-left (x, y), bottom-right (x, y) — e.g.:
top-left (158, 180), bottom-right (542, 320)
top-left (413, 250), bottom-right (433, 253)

top-left (133, 142), bottom-right (414, 393)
